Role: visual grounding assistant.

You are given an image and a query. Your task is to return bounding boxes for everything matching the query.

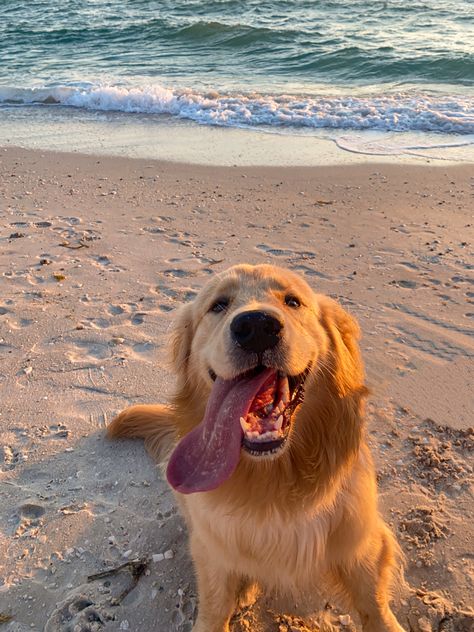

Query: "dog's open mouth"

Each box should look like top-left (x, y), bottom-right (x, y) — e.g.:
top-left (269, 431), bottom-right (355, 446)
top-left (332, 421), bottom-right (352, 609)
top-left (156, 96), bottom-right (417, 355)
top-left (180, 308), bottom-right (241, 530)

top-left (239, 366), bottom-right (309, 456)
top-left (167, 364), bottom-right (311, 494)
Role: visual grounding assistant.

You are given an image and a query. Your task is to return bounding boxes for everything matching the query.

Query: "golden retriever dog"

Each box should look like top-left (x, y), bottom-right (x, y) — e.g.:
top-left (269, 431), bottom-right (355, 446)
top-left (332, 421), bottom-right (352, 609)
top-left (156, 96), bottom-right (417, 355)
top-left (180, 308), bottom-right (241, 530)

top-left (107, 263), bottom-right (405, 632)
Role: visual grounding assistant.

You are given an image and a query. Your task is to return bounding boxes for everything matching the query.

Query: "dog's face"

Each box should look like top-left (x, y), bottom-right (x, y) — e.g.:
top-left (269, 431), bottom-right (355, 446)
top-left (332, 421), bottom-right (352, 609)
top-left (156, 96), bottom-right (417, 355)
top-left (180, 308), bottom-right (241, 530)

top-left (167, 264), bottom-right (363, 494)
top-left (177, 265), bottom-right (328, 451)
top-left (168, 265), bottom-right (362, 493)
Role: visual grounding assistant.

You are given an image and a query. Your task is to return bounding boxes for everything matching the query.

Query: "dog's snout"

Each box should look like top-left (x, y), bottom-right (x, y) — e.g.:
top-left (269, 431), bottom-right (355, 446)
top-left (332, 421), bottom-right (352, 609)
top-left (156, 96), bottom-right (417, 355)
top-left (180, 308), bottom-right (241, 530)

top-left (230, 310), bottom-right (283, 353)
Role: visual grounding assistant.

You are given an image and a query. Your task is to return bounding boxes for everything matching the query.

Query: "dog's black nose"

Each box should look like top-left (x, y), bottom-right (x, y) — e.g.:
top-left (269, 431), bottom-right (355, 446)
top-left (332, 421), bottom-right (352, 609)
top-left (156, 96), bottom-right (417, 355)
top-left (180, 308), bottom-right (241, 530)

top-left (230, 311), bottom-right (283, 353)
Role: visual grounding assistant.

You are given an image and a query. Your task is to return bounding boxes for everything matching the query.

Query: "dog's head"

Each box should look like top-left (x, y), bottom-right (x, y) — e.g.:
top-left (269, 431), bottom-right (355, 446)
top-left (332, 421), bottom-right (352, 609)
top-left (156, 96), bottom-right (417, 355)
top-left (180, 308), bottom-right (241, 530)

top-left (167, 264), bottom-right (366, 495)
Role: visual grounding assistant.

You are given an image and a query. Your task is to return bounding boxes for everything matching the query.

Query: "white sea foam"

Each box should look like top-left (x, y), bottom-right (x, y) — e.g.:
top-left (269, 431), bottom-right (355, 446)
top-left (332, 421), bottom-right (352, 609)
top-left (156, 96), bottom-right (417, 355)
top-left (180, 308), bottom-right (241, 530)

top-left (1, 84), bottom-right (473, 135)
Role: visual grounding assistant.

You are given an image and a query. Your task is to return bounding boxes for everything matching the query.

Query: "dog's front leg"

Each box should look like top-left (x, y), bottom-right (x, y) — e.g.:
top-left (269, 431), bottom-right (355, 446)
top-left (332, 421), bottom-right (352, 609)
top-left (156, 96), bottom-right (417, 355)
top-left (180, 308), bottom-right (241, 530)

top-left (334, 529), bottom-right (406, 632)
top-left (191, 537), bottom-right (241, 632)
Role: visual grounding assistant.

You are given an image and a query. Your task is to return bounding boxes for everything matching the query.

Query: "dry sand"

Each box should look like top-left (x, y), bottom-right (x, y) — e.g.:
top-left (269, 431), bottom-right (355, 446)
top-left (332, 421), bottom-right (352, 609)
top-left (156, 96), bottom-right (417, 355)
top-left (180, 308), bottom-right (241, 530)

top-left (0, 147), bottom-right (472, 632)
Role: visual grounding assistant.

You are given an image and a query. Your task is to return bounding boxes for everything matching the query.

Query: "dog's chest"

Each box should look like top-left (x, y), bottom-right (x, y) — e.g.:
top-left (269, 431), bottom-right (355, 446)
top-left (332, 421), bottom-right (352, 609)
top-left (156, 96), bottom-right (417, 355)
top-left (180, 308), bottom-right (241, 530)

top-left (187, 497), bottom-right (333, 587)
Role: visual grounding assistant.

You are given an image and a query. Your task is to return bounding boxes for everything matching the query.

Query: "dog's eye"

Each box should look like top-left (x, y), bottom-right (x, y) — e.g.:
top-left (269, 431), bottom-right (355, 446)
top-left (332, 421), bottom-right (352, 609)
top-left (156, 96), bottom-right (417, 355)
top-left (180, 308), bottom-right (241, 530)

top-left (210, 298), bottom-right (229, 313)
top-left (285, 295), bottom-right (301, 308)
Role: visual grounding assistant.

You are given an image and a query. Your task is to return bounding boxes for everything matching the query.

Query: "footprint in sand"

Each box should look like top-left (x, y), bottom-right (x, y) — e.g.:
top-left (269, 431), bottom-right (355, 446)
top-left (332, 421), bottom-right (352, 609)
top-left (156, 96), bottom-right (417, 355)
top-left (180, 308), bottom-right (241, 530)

top-left (18, 503), bottom-right (45, 520)
top-left (85, 317), bottom-right (112, 329)
top-left (256, 244), bottom-right (293, 257)
top-left (396, 360), bottom-right (417, 376)
top-left (389, 279), bottom-right (418, 289)
top-left (6, 316), bottom-right (36, 331)
top-left (44, 592), bottom-right (114, 632)
top-left (94, 255), bottom-right (112, 266)
top-left (53, 226), bottom-right (102, 252)
top-left (167, 255), bottom-right (215, 266)
top-left (290, 264), bottom-right (333, 281)
top-left (151, 284), bottom-right (198, 313)
top-left (14, 503), bottom-right (46, 537)
top-left (67, 340), bottom-right (112, 363)
top-left (36, 424), bottom-right (69, 440)
top-left (168, 236), bottom-right (194, 248)
top-left (142, 225), bottom-right (166, 234)
top-left (44, 558), bottom-right (153, 632)
top-left (399, 261), bottom-right (420, 270)
top-left (1, 445), bottom-right (27, 471)
top-left (92, 254), bottom-right (124, 272)
top-left (62, 216), bottom-right (82, 226)
top-left (257, 244), bottom-right (317, 262)
top-left (131, 312), bottom-right (146, 326)
top-left (163, 268), bottom-right (194, 278)
top-left (0, 341), bottom-right (15, 356)
top-left (153, 285), bottom-right (197, 303)
top-left (19, 318), bottom-right (34, 327)
top-left (108, 304), bottom-right (126, 316)
top-left (158, 304), bottom-right (174, 312)
top-left (131, 341), bottom-right (156, 359)
top-left (452, 274), bottom-right (474, 285)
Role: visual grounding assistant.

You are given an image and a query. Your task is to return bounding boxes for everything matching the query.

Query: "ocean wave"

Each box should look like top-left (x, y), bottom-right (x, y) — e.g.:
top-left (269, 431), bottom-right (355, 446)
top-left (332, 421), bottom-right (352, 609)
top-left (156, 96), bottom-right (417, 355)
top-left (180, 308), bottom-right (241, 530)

top-left (1, 84), bottom-right (473, 135)
top-left (2, 0), bottom-right (473, 88)
top-left (2, 18), bottom-right (297, 48)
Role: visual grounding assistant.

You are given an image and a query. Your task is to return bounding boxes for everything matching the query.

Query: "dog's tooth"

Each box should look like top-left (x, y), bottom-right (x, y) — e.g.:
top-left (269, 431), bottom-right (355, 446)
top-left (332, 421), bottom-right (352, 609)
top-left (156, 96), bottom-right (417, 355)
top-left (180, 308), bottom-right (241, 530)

top-left (240, 417), bottom-right (249, 433)
top-left (275, 415), bottom-right (284, 431)
top-left (281, 380), bottom-right (290, 404)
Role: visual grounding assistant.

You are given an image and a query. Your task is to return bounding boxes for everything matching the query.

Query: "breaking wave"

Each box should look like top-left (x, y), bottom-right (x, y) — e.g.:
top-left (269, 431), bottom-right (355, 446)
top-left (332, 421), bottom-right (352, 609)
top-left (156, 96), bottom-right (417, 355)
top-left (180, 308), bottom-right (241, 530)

top-left (1, 84), bottom-right (473, 134)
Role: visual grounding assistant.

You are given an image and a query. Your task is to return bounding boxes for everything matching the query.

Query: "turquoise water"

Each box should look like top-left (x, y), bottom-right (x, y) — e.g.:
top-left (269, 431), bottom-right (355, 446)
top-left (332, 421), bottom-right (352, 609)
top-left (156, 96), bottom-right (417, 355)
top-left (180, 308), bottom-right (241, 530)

top-left (1, 0), bottom-right (473, 137)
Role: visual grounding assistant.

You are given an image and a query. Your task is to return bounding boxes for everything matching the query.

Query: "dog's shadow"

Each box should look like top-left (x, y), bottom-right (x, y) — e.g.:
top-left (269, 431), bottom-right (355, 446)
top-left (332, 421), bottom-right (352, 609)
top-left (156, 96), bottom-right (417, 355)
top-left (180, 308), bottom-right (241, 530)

top-left (1, 430), bottom-right (194, 631)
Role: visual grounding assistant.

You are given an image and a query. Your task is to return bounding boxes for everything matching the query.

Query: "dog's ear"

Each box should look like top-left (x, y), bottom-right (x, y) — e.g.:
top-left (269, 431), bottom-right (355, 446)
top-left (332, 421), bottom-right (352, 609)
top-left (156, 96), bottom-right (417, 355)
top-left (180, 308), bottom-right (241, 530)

top-left (169, 303), bottom-right (195, 375)
top-left (318, 297), bottom-right (366, 397)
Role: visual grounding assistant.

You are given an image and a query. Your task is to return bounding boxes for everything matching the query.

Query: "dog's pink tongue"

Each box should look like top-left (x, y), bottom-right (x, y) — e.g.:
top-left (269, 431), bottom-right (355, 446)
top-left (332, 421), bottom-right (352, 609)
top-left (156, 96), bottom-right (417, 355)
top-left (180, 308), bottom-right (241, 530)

top-left (167, 368), bottom-right (274, 494)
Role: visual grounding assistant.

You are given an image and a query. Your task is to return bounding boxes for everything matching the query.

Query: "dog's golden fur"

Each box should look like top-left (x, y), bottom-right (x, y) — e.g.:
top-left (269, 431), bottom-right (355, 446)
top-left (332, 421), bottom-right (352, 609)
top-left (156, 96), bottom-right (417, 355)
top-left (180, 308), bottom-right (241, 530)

top-left (108, 264), bottom-right (405, 632)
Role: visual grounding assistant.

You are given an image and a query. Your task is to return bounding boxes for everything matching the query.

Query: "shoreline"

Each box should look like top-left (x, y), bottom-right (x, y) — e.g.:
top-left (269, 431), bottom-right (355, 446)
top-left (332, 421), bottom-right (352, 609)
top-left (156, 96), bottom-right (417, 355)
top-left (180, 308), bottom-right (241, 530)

top-left (2, 143), bottom-right (474, 174)
top-left (1, 105), bottom-right (473, 167)
top-left (0, 146), bottom-right (472, 631)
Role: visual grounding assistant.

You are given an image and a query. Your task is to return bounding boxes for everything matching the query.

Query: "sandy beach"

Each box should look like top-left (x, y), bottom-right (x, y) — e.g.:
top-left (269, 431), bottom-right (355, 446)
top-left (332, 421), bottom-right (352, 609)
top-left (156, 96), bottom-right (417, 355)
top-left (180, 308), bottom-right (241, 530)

top-left (0, 146), bottom-right (473, 631)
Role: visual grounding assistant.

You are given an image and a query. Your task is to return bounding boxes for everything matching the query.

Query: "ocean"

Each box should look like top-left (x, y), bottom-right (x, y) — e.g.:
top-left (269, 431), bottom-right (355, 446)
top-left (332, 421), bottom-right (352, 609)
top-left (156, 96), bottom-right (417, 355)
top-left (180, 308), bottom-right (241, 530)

top-left (1, 0), bottom-right (473, 162)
